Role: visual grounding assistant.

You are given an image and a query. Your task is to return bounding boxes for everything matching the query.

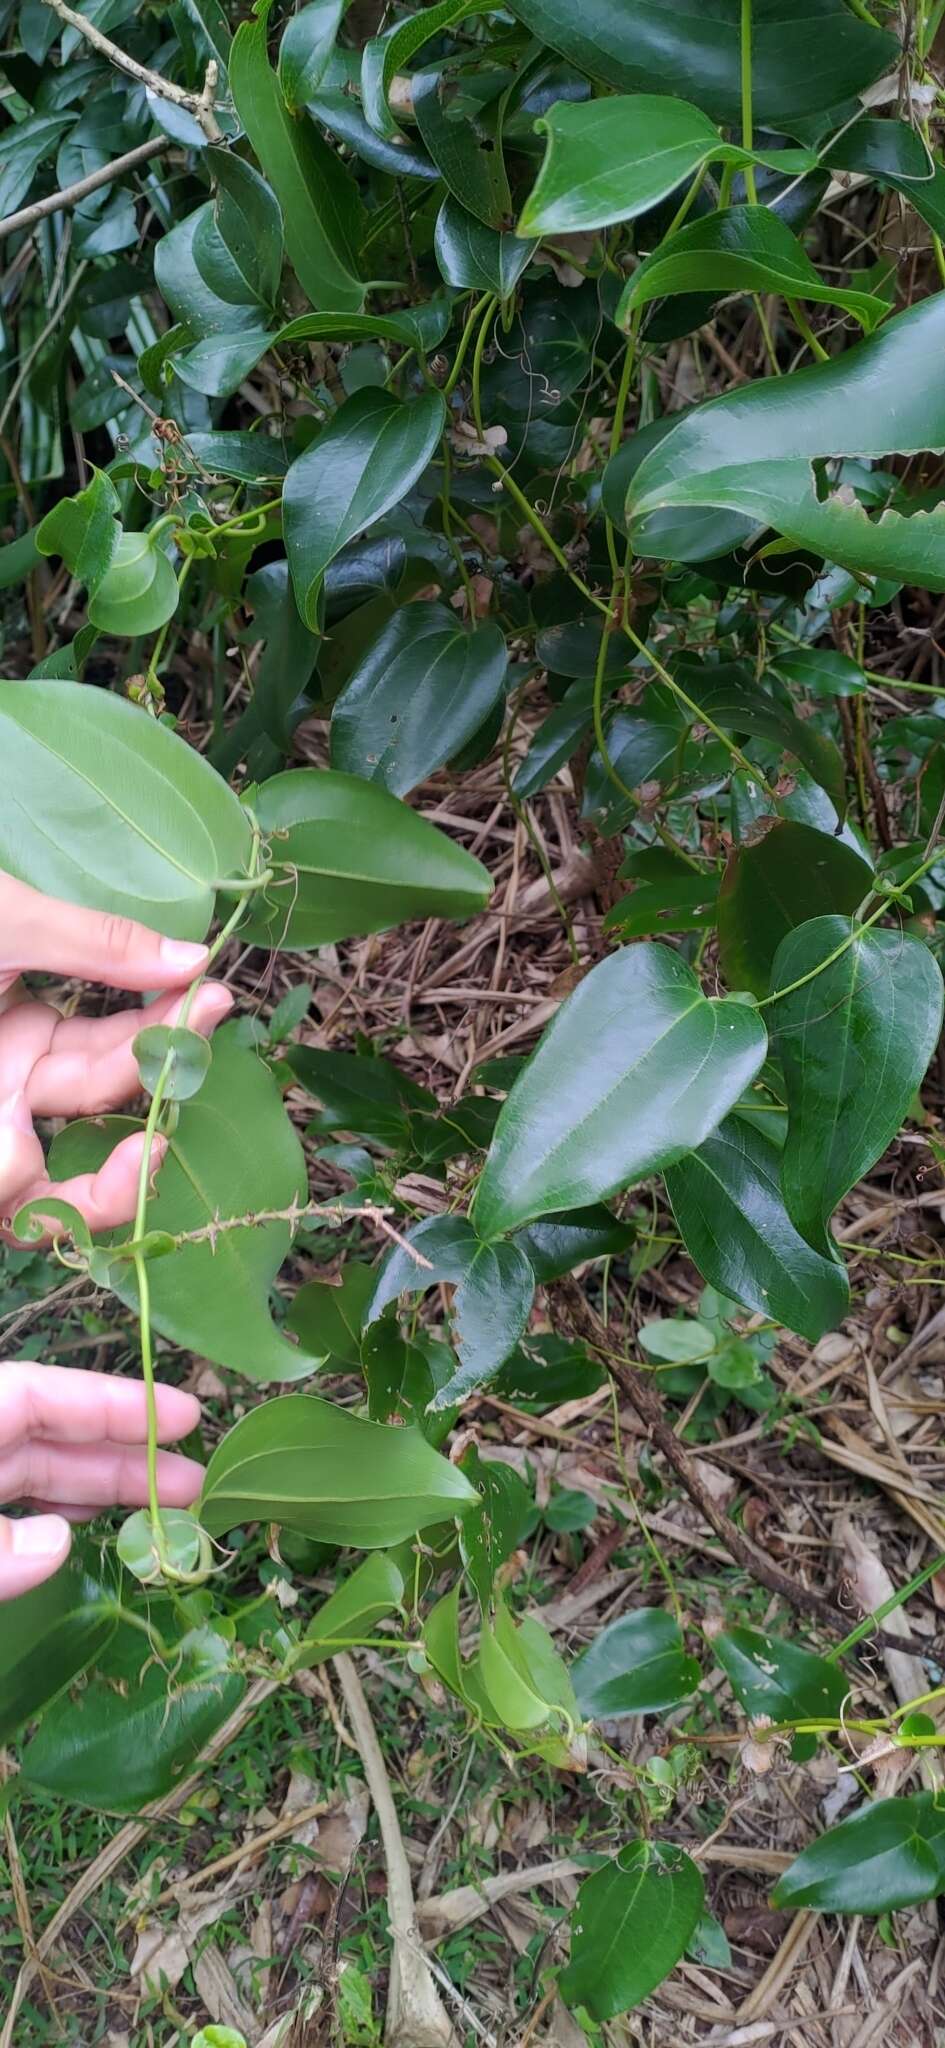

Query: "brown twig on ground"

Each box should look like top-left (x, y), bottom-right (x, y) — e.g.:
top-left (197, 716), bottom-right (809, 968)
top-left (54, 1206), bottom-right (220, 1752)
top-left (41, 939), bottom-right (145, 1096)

top-left (553, 1275), bottom-right (848, 1636)
top-left (332, 1652), bottom-right (458, 2048)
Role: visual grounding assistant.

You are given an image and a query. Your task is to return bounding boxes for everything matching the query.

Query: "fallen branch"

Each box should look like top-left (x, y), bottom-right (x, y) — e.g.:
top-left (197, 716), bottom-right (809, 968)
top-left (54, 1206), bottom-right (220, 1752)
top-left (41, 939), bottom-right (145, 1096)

top-left (553, 1276), bottom-right (848, 1637)
top-left (0, 136), bottom-right (168, 241)
top-left (39, 0), bottom-right (222, 141)
top-left (332, 1651), bottom-right (458, 2048)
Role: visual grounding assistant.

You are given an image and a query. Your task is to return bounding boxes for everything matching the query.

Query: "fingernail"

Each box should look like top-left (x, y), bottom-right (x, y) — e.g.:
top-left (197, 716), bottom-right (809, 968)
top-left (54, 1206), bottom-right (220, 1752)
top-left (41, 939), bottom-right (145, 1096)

top-left (12, 1514), bottom-right (70, 1559)
top-left (159, 939), bottom-right (209, 975)
top-left (2, 1091), bottom-right (34, 1134)
top-left (148, 1134), bottom-right (168, 1162)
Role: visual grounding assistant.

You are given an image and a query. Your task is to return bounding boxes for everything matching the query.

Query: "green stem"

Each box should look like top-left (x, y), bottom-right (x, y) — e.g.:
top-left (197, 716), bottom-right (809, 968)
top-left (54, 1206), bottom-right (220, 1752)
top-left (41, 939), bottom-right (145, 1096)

top-left (740, 0), bottom-right (758, 203)
top-left (470, 292), bottom-right (499, 437)
top-left (444, 291), bottom-right (492, 399)
top-left (787, 297), bottom-right (828, 362)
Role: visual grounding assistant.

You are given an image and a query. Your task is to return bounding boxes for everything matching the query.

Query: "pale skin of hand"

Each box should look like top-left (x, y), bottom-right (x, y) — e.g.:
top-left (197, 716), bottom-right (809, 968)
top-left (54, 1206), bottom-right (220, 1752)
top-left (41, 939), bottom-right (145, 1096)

top-left (0, 873), bottom-right (233, 1597)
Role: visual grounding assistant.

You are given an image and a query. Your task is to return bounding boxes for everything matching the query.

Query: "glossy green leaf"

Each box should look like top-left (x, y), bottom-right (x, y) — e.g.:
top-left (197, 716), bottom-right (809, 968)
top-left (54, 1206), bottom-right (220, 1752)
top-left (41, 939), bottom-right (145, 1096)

top-left (434, 196), bottom-right (533, 296)
top-left (619, 207), bottom-right (886, 333)
top-left (519, 96), bottom-right (722, 238)
top-left (291, 1552), bottom-right (406, 1669)
top-left (507, 0), bottom-right (895, 129)
top-left (414, 65), bottom-right (511, 229)
top-left (604, 871), bottom-right (720, 941)
top-left (0, 1549), bottom-right (118, 1744)
top-left (474, 945), bottom-right (767, 1238)
top-left (239, 768), bottom-right (492, 948)
top-left (626, 294), bottom-right (945, 589)
top-left (286, 1261), bottom-right (376, 1370)
top-left (284, 388), bottom-right (446, 628)
top-left (0, 111), bottom-right (74, 215)
top-left (331, 602), bottom-right (508, 795)
top-left (639, 1318), bottom-right (715, 1364)
top-left (229, 0), bottom-right (362, 311)
top-left (665, 1116), bottom-right (849, 1343)
top-left (116, 1507), bottom-right (209, 1584)
top-left (200, 146), bottom-right (284, 308)
top-left (199, 1393), bottom-right (478, 1545)
top-left (459, 1445), bottom-right (532, 1607)
top-left (0, 680), bottom-right (252, 941)
top-left (572, 1609), bottom-right (701, 1720)
top-left (35, 465), bottom-right (119, 590)
top-left (278, 0), bottom-right (343, 111)
top-left (379, 0), bottom-right (482, 102)
top-left (273, 301), bottom-right (451, 355)
top-left (714, 1624), bottom-right (847, 1723)
top-left (773, 1795), bottom-right (945, 1914)
top-left (560, 1842), bottom-right (704, 2019)
top-left (514, 1205), bottom-right (636, 1284)
top-left (674, 661), bottom-right (845, 815)
top-left (770, 919), bottom-right (944, 1254)
top-left (287, 1044), bottom-right (433, 1142)
top-left (718, 821), bottom-right (872, 998)
top-left (772, 646), bottom-right (867, 698)
top-left (366, 1214), bottom-right (535, 1407)
top-left (21, 1623), bottom-right (243, 1811)
top-left (494, 1334), bottom-right (605, 1410)
top-left (51, 1029), bottom-right (318, 1382)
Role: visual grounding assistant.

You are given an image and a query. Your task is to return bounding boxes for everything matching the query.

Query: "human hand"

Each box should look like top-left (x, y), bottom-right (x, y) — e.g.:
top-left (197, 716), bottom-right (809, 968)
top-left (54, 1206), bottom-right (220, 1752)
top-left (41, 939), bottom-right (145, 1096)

top-left (0, 873), bottom-right (233, 1240)
top-left (0, 1362), bottom-right (203, 1597)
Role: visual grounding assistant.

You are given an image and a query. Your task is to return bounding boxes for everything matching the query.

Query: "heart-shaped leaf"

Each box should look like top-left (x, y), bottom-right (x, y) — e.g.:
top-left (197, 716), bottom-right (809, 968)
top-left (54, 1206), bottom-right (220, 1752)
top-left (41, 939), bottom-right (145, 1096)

top-left (560, 1842), bottom-right (704, 2018)
top-left (199, 1393), bottom-right (478, 1545)
top-left (0, 680), bottom-right (252, 941)
top-left (773, 1794), bottom-right (945, 1914)
top-left (769, 918), bottom-right (944, 1254)
top-left (572, 1609), bottom-right (702, 1720)
top-left (619, 206), bottom-right (887, 333)
top-left (330, 602), bottom-right (508, 796)
top-left (474, 944), bottom-right (767, 1238)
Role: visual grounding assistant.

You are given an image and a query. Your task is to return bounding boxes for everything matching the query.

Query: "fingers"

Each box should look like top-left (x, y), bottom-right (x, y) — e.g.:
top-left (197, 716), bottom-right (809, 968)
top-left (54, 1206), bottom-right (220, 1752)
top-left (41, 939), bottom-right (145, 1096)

top-left (0, 876), bottom-right (210, 993)
top-left (7, 1130), bottom-right (167, 1244)
top-left (27, 982), bottom-right (234, 1117)
top-left (0, 1512), bottom-right (71, 1599)
top-left (0, 1441), bottom-right (204, 1510)
top-left (0, 1095), bottom-right (46, 1215)
top-left (0, 1363), bottom-right (200, 1449)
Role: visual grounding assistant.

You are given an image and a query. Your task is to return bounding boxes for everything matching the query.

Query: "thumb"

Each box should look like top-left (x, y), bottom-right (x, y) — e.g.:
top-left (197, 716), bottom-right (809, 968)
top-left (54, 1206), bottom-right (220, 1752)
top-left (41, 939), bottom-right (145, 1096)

top-left (0, 878), bottom-right (209, 993)
top-left (0, 1513), bottom-right (71, 1599)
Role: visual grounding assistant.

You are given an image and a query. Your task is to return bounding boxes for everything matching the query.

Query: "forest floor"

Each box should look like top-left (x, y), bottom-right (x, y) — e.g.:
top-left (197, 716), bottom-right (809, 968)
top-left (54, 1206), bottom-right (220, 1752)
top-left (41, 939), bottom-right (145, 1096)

top-left (3, 667), bottom-right (945, 2048)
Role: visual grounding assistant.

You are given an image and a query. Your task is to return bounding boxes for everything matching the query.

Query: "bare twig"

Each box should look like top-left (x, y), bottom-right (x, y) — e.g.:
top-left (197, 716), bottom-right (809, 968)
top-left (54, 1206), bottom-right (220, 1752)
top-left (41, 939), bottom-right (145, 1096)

top-left (39, 0), bottom-right (222, 141)
top-left (0, 137), bottom-right (168, 242)
top-left (553, 1276), bottom-right (847, 1635)
top-left (332, 1652), bottom-right (458, 2048)
top-left (165, 1198), bottom-right (433, 1267)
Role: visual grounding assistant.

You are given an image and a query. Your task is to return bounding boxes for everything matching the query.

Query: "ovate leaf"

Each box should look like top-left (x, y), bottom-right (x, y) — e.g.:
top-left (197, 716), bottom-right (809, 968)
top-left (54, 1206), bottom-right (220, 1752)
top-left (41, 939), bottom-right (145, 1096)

top-left (434, 197), bottom-right (533, 297)
top-left (284, 388), bottom-right (446, 627)
top-left (278, 0), bottom-right (343, 110)
top-left (291, 1551), bottom-right (405, 1669)
top-left (50, 1029), bottom-right (318, 1383)
top-left (560, 1842), bottom-right (704, 2019)
top-left (718, 820), bottom-right (872, 998)
top-left (240, 768), bottom-right (492, 948)
top-left (0, 1549), bottom-right (117, 1744)
top-left (35, 465), bottom-right (119, 589)
top-left (0, 680), bottom-right (252, 941)
top-left (626, 294), bottom-right (945, 589)
top-left (87, 533), bottom-right (180, 637)
top-left (199, 1393), bottom-right (478, 1545)
top-left (769, 919), bottom-right (944, 1254)
top-left (714, 1624), bottom-right (848, 1723)
top-left (518, 96), bottom-right (723, 237)
top-left (507, 0), bottom-right (895, 130)
top-left (286, 1261), bottom-right (376, 1370)
top-left (474, 945), bottom-right (767, 1238)
top-left (20, 1623), bottom-right (243, 1811)
top-left (330, 602), bottom-right (508, 795)
top-left (665, 1116), bottom-right (849, 1343)
top-left (572, 1609), bottom-right (702, 1720)
top-left (200, 146), bottom-right (284, 308)
top-left (365, 1214), bottom-right (535, 1407)
top-left (773, 1794), bottom-right (945, 1914)
top-left (619, 207), bottom-right (886, 334)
